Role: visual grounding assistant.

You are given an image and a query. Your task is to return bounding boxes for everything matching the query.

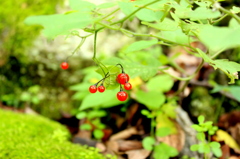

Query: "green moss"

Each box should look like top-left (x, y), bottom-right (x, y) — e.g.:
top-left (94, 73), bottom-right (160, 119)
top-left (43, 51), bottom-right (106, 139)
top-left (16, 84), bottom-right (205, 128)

top-left (0, 109), bottom-right (111, 159)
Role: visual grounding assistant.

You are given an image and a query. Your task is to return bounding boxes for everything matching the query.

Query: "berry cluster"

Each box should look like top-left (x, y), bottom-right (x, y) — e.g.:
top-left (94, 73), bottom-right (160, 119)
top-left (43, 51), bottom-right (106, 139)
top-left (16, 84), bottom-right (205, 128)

top-left (116, 72), bottom-right (132, 101)
top-left (89, 75), bottom-right (107, 93)
top-left (89, 64), bottom-right (132, 102)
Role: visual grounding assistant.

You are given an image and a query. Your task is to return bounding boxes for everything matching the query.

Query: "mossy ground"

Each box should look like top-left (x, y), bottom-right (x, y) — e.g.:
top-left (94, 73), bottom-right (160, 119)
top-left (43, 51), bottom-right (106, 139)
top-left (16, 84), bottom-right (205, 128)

top-left (0, 109), bottom-right (112, 159)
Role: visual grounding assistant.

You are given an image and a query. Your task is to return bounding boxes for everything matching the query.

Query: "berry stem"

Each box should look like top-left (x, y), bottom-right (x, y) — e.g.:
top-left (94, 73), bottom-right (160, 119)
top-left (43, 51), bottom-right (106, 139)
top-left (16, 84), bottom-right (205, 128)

top-left (66, 37), bottom-right (86, 61)
top-left (116, 63), bottom-right (125, 73)
top-left (93, 30), bottom-right (108, 77)
top-left (119, 83), bottom-right (123, 92)
top-left (95, 73), bottom-right (110, 86)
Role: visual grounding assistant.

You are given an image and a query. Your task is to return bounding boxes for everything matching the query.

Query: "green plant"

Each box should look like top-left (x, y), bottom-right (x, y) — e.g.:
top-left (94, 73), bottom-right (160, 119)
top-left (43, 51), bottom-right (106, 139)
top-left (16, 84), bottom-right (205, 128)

top-left (190, 115), bottom-right (221, 159)
top-left (24, 0), bottom-right (240, 158)
top-left (0, 109), bottom-right (115, 159)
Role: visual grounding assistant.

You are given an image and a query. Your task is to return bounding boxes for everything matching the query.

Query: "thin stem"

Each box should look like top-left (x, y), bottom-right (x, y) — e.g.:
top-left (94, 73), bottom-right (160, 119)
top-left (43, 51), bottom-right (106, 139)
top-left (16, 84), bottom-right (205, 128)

top-left (150, 116), bottom-right (155, 137)
top-left (218, 6), bottom-right (240, 24)
top-left (93, 31), bottom-right (98, 59)
top-left (116, 63), bottom-right (125, 73)
top-left (211, 13), bottom-right (227, 24)
top-left (174, 59), bottom-right (205, 95)
top-left (95, 73), bottom-right (110, 86)
top-left (102, 8), bottom-right (120, 20)
top-left (66, 37), bottom-right (86, 61)
top-left (97, 21), bottom-right (195, 49)
top-left (111, 0), bottom-right (160, 25)
top-left (92, 31), bottom-right (108, 76)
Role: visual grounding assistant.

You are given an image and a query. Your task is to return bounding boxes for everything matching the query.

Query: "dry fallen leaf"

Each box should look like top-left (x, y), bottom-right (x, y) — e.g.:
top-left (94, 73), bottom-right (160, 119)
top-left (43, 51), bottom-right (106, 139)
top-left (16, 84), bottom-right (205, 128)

top-left (110, 127), bottom-right (138, 141)
top-left (117, 140), bottom-right (142, 151)
top-left (229, 123), bottom-right (240, 146)
top-left (105, 140), bottom-right (119, 155)
top-left (229, 156), bottom-right (240, 159)
top-left (125, 149), bottom-right (151, 159)
top-left (157, 120), bottom-right (185, 152)
top-left (216, 130), bottom-right (240, 151)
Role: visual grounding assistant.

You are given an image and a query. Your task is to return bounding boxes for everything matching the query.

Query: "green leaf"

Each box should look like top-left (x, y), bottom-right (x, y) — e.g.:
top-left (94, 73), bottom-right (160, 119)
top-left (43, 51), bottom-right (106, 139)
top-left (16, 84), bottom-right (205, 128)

top-left (203, 144), bottom-right (211, 154)
top-left (231, 6), bottom-right (240, 14)
top-left (158, 28), bottom-right (190, 44)
top-left (97, 2), bottom-right (117, 9)
top-left (142, 136), bottom-right (155, 151)
top-left (196, 48), bottom-right (213, 63)
top-left (188, 7), bottom-right (221, 21)
top-left (69, 0), bottom-right (96, 11)
top-left (191, 124), bottom-right (203, 132)
top-left (198, 25), bottom-right (240, 53)
top-left (76, 112), bottom-right (87, 119)
top-left (118, 2), bottom-right (135, 19)
top-left (198, 115), bottom-right (205, 124)
top-left (211, 59), bottom-right (240, 84)
top-left (72, 91), bottom-right (89, 100)
top-left (197, 143), bottom-right (205, 153)
top-left (210, 142), bottom-right (221, 149)
top-left (197, 49), bottom-right (240, 84)
top-left (196, 132), bottom-right (205, 141)
top-left (125, 39), bottom-right (158, 53)
top-left (156, 113), bottom-right (177, 134)
top-left (190, 144), bottom-right (199, 151)
top-left (93, 129), bottom-right (104, 139)
top-left (174, 5), bottom-right (221, 20)
top-left (79, 90), bottom-right (123, 111)
top-left (229, 18), bottom-right (240, 29)
top-left (95, 65), bottom-right (121, 90)
top-left (153, 143), bottom-right (178, 159)
top-left (161, 103), bottom-right (177, 118)
top-left (156, 127), bottom-right (171, 137)
top-left (20, 92), bottom-right (31, 102)
top-left (135, 90), bottom-right (165, 109)
top-left (142, 18), bottom-right (178, 31)
top-left (141, 109), bottom-right (150, 116)
top-left (211, 147), bottom-right (222, 157)
top-left (228, 86), bottom-right (240, 102)
top-left (146, 74), bottom-right (174, 92)
top-left (80, 123), bottom-right (92, 130)
top-left (69, 83), bottom-right (89, 91)
top-left (24, 12), bottom-right (94, 38)
top-left (103, 57), bottom-right (160, 81)
top-left (28, 85), bottom-right (40, 94)
top-left (136, 9), bottom-right (164, 22)
top-left (32, 96), bottom-right (40, 104)
top-left (88, 110), bottom-right (107, 119)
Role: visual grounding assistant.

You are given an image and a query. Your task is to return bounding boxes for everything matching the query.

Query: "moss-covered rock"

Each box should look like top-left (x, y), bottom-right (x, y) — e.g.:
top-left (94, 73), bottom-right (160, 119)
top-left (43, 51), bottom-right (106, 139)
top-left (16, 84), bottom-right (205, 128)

top-left (0, 109), bottom-right (112, 159)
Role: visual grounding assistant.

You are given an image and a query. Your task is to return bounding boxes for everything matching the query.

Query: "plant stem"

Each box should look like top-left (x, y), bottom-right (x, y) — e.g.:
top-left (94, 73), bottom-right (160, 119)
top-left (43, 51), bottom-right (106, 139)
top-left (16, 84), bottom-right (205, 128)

top-left (174, 59), bottom-right (205, 95)
top-left (218, 6), bottom-right (240, 24)
top-left (66, 37), bottom-right (86, 61)
top-left (102, 8), bottom-right (120, 20)
top-left (211, 13), bottom-right (227, 24)
top-left (93, 31), bottom-right (98, 59)
top-left (111, 0), bottom-right (160, 25)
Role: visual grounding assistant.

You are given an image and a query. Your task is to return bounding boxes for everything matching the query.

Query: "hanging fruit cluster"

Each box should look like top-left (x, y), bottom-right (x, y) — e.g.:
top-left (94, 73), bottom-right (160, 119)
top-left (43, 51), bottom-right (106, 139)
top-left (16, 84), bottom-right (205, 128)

top-left (89, 64), bottom-right (132, 101)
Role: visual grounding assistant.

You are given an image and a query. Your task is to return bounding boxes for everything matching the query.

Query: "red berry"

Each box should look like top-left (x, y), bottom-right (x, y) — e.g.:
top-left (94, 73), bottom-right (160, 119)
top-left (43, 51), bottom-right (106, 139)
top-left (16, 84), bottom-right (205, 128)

top-left (124, 83), bottom-right (132, 90)
top-left (61, 62), bottom-right (69, 69)
top-left (117, 91), bottom-right (128, 101)
top-left (89, 85), bottom-right (97, 93)
top-left (98, 85), bottom-right (105, 93)
top-left (117, 73), bottom-right (130, 84)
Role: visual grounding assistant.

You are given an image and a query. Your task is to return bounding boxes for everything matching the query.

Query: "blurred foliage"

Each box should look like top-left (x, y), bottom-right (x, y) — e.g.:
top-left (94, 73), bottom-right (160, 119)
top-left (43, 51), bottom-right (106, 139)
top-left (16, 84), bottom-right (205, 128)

top-left (0, 109), bottom-right (113, 159)
top-left (0, 0), bottom-right (94, 118)
top-left (0, 0), bottom-right (61, 62)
